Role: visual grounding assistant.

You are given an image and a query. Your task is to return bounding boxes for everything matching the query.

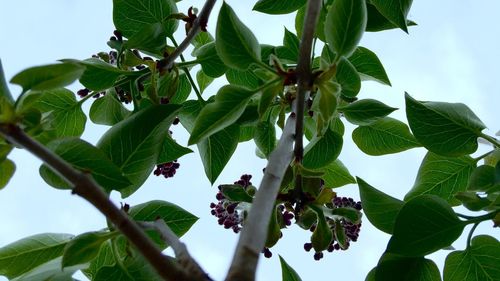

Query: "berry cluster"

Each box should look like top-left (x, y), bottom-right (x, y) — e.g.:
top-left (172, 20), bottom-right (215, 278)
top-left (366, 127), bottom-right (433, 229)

top-left (153, 160), bottom-right (180, 179)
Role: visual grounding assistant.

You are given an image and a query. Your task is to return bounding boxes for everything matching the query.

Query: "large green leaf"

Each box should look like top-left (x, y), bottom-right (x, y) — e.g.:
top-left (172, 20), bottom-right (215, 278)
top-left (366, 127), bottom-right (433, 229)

top-left (0, 60), bottom-right (14, 104)
top-left (225, 67), bottom-right (261, 89)
top-left (123, 22), bottom-right (166, 55)
top-left (322, 159), bottom-right (356, 188)
top-left (188, 85), bottom-right (257, 145)
top-left (0, 233), bottom-right (73, 279)
top-left (253, 0), bottom-right (306, 15)
top-left (193, 42), bottom-right (227, 78)
top-left (93, 253), bottom-right (160, 281)
top-left (339, 99), bottom-right (396, 126)
top-left (279, 255), bottom-right (303, 281)
top-left (97, 104), bottom-right (180, 197)
top-left (0, 158), bottom-right (15, 190)
top-left (366, 3), bottom-right (416, 32)
top-left (12, 257), bottom-right (86, 281)
top-left (405, 152), bottom-right (476, 205)
top-left (444, 235), bottom-right (500, 281)
top-left (62, 231), bottom-right (116, 268)
top-left (357, 177), bottom-right (403, 234)
top-left (352, 117), bottom-right (420, 155)
top-left (324, 0), bottom-right (367, 58)
top-left (39, 138), bottom-right (131, 192)
top-left (10, 62), bottom-right (85, 92)
top-left (336, 58), bottom-right (361, 97)
top-left (303, 128), bottom-right (343, 169)
top-left (370, 0), bottom-right (413, 32)
top-left (157, 134), bottom-right (192, 163)
top-left (71, 58), bottom-right (128, 91)
top-left (348, 47), bottom-right (391, 85)
top-left (216, 2), bottom-right (261, 70)
top-left (89, 89), bottom-right (131, 125)
top-left (375, 253), bottom-right (442, 281)
top-left (467, 165), bottom-right (497, 192)
top-left (31, 88), bottom-right (86, 137)
top-left (113, 0), bottom-right (178, 38)
top-left (405, 93), bottom-right (486, 156)
top-left (387, 195), bottom-right (466, 257)
top-left (254, 121), bottom-right (276, 158)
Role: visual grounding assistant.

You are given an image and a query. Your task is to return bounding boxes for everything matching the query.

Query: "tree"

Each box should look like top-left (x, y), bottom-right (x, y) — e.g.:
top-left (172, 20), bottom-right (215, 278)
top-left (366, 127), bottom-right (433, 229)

top-left (0, 0), bottom-right (499, 280)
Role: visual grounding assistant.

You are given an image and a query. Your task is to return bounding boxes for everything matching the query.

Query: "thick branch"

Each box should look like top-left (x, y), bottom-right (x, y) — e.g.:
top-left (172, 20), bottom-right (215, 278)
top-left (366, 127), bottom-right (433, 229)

top-left (225, 1), bottom-right (322, 280)
top-left (160, 0), bottom-right (217, 71)
top-left (0, 124), bottom-right (204, 281)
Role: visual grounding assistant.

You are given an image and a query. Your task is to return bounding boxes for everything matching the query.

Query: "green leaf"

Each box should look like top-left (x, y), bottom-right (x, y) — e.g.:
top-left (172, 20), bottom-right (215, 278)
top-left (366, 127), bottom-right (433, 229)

top-left (444, 235), bottom-right (500, 281)
top-left (352, 117), bottom-right (420, 155)
top-left (275, 28), bottom-right (301, 63)
top-left (366, 3), bottom-right (417, 32)
top-left (405, 93), bottom-right (486, 157)
top-left (129, 200), bottom-right (198, 247)
top-left (191, 31), bottom-right (214, 52)
top-left (62, 231), bottom-right (116, 268)
top-left (226, 68), bottom-right (260, 89)
top-left (196, 69), bottom-right (214, 93)
top-left (239, 125), bottom-right (255, 142)
top-left (93, 253), bottom-right (160, 281)
top-left (375, 253), bottom-right (442, 281)
top-left (253, 0), bottom-right (306, 15)
top-left (339, 99), bottom-right (397, 125)
top-left (10, 63), bottom-right (85, 92)
top-left (314, 80), bottom-right (339, 125)
top-left (219, 184), bottom-right (254, 203)
top-left (348, 47), bottom-right (391, 85)
top-left (404, 152), bottom-right (476, 205)
top-left (12, 257), bottom-right (87, 281)
top-left (336, 57), bottom-right (361, 97)
top-left (467, 165), bottom-right (497, 192)
top-left (254, 121), bottom-right (276, 158)
top-left (216, 2), bottom-right (261, 70)
top-left (303, 128), bottom-right (343, 169)
top-left (180, 100), bottom-right (239, 183)
top-left (0, 158), bottom-right (15, 190)
top-left (157, 135), bottom-right (192, 164)
top-left (0, 233), bottom-right (73, 279)
top-left (113, 0), bottom-right (178, 38)
top-left (279, 255), bottom-right (303, 281)
top-left (72, 58), bottom-right (128, 91)
top-left (258, 81), bottom-right (282, 117)
top-left (39, 138), bottom-right (131, 192)
top-left (89, 89), bottom-right (131, 125)
top-left (325, 0), bottom-right (367, 58)
top-left (387, 195), bottom-right (466, 257)
top-left (310, 205), bottom-right (333, 252)
top-left (357, 177), bottom-right (403, 234)
top-left (31, 88), bottom-right (87, 137)
top-left (123, 23), bottom-right (166, 55)
top-left (322, 159), bottom-right (356, 188)
top-left (0, 60), bottom-right (14, 105)
top-left (188, 85), bottom-right (257, 145)
top-left (370, 0), bottom-right (413, 33)
top-left (194, 42), bottom-right (227, 78)
top-left (455, 191), bottom-right (492, 211)
top-left (97, 104), bottom-right (180, 197)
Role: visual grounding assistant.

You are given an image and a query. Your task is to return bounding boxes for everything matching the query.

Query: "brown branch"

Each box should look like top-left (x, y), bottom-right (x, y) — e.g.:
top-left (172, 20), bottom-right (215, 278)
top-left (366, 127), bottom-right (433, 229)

top-left (0, 123), bottom-right (206, 281)
top-left (225, 1), bottom-right (322, 280)
top-left (160, 0), bottom-right (217, 72)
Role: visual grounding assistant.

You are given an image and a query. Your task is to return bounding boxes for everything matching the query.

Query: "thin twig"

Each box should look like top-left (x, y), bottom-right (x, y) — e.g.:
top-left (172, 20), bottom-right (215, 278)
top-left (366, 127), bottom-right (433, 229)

top-left (159, 0), bottom-right (217, 72)
top-left (225, 3), bottom-right (322, 280)
top-left (0, 124), bottom-right (202, 281)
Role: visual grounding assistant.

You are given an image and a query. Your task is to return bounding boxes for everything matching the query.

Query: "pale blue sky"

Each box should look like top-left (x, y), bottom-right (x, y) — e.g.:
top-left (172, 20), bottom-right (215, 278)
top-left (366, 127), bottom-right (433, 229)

top-left (1, 1), bottom-right (499, 280)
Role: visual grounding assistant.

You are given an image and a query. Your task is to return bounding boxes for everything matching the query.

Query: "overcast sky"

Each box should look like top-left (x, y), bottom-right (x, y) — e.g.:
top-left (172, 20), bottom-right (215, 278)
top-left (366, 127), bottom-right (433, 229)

top-left (1, 1), bottom-right (499, 280)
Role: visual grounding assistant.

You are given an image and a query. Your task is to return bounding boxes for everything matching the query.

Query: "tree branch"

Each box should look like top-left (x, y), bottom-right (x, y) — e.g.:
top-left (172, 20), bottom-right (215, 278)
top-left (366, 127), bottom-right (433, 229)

top-left (225, 1), bottom-right (322, 280)
top-left (160, 0), bottom-right (217, 72)
top-left (0, 123), bottom-right (205, 281)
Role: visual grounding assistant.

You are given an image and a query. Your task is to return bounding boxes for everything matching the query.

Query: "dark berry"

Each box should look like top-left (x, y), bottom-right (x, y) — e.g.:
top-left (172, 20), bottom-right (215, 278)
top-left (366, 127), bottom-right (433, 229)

top-left (153, 160), bottom-right (180, 179)
top-left (304, 243), bottom-right (313, 252)
top-left (77, 88), bottom-right (90, 98)
top-left (263, 248), bottom-right (272, 258)
top-left (313, 252), bottom-right (323, 261)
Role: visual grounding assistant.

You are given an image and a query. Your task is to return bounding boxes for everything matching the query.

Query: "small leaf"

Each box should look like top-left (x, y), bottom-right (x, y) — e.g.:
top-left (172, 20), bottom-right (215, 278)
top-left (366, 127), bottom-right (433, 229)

top-left (370, 0), bottom-right (413, 32)
top-left (404, 152), bottom-right (476, 205)
top-left (375, 253), bottom-right (442, 281)
top-left (97, 104), bottom-right (180, 197)
top-left (303, 128), bottom-right (343, 169)
top-left (253, 0), bottom-right (306, 15)
top-left (216, 2), bottom-right (261, 70)
top-left (339, 99), bottom-right (397, 126)
top-left (258, 81), bottom-right (282, 117)
top-left (157, 135), bottom-right (193, 164)
top-left (325, 0), bottom-right (367, 58)
top-left (0, 158), bottom-right (15, 190)
top-left (405, 93), bottom-right (486, 156)
top-left (387, 195), bottom-right (466, 257)
top-left (352, 117), bottom-right (420, 155)
top-left (10, 63), bottom-right (84, 92)
top-left (196, 69), bottom-right (214, 93)
top-left (357, 177), bottom-right (403, 234)
top-left (455, 191), bottom-right (492, 211)
top-left (336, 58), bottom-right (361, 97)
top-left (330, 207), bottom-right (362, 224)
top-left (188, 85), bottom-right (257, 145)
top-left (310, 205), bottom-right (333, 252)
top-left (12, 256), bottom-right (87, 281)
top-left (349, 47), bottom-right (391, 85)
top-left (322, 159), bottom-right (356, 188)
top-left (366, 3), bottom-right (417, 32)
top-left (194, 42), bottom-right (227, 78)
top-left (62, 231), bottom-right (116, 268)
top-left (40, 138), bottom-right (131, 192)
top-left (72, 58), bottom-right (128, 91)
top-left (468, 165), bottom-right (496, 192)
top-left (265, 208), bottom-right (282, 248)
top-left (444, 235), bottom-right (500, 281)
top-left (254, 121), bottom-right (276, 158)
top-left (0, 60), bottom-right (14, 104)
top-left (89, 89), bottom-right (131, 125)
top-left (219, 184), bottom-right (254, 203)
top-left (113, 0), bottom-right (178, 38)
top-left (314, 80), bottom-right (339, 125)
top-left (0, 233), bottom-right (73, 279)
top-left (279, 255), bottom-right (303, 281)
top-left (334, 219), bottom-right (347, 249)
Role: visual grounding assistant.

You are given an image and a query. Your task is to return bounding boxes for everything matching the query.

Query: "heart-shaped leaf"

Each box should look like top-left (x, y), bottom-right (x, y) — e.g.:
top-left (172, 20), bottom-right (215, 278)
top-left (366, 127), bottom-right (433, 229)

top-left (10, 63), bottom-right (85, 92)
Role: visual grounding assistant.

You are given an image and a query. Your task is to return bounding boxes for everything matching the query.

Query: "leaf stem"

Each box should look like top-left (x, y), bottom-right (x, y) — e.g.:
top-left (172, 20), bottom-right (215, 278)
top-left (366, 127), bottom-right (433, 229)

top-left (171, 37), bottom-right (204, 102)
top-left (480, 132), bottom-right (500, 148)
top-left (466, 222), bottom-right (479, 249)
top-left (77, 91), bottom-right (102, 105)
top-left (473, 149), bottom-right (494, 163)
top-left (176, 59), bottom-right (201, 68)
top-left (465, 210), bottom-right (499, 224)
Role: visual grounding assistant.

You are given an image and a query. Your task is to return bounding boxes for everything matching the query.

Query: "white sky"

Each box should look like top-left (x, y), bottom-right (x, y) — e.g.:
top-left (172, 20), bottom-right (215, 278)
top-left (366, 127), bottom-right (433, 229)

top-left (1, 1), bottom-right (499, 280)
